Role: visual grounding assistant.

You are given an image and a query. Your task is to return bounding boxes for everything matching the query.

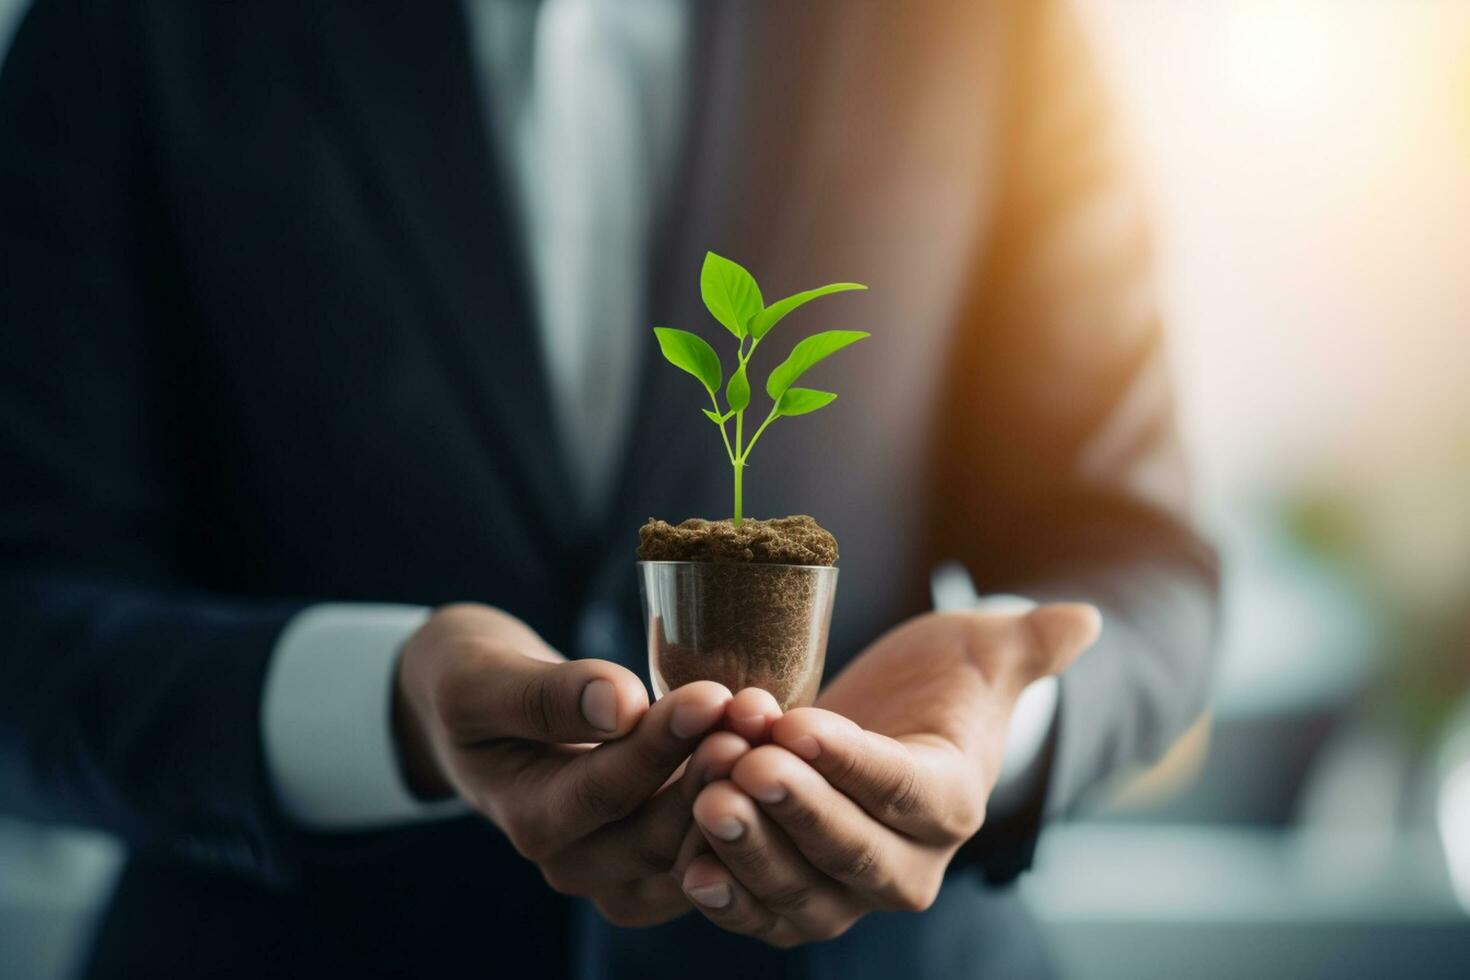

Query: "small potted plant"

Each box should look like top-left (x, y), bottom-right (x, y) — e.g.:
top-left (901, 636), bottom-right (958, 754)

top-left (637, 252), bottom-right (868, 709)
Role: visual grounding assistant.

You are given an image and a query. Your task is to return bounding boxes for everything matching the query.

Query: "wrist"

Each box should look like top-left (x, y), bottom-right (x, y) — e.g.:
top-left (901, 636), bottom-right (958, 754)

top-left (392, 634), bottom-right (455, 802)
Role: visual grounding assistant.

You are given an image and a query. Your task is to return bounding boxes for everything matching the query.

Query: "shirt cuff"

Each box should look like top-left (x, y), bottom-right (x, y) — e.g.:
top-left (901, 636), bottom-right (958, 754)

top-left (261, 603), bottom-right (469, 830)
top-left (931, 565), bottom-right (1061, 817)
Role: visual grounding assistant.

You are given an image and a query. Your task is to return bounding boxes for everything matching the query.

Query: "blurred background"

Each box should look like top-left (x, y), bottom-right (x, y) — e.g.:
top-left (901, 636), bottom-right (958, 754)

top-left (1, 1), bottom-right (1467, 978)
top-left (1026, 2), bottom-right (1470, 977)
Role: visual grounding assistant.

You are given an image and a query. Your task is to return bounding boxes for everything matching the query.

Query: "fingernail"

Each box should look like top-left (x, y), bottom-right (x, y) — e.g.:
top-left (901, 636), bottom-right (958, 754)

top-left (754, 783), bottom-right (787, 805)
top-left (701, 816), bottom-right (745, 841)
top-left (788, 735), bottom-right (820, 760)
top-left (688, 883), bottom-right (731, 909)
top-left (672, 700), bottom-right (722, 739)
top-left (581, 680), bottom-right (618, 732)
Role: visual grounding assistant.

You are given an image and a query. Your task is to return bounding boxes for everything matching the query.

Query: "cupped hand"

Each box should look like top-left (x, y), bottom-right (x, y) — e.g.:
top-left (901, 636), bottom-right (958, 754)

top-left (675, 604), bottom-right (1101, 946)
top-left (394, 603), bottom-right (782, 926)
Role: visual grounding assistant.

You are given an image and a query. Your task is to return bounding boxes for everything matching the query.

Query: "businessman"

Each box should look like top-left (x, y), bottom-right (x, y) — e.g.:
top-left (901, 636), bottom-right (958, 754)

top-left (0, 1), bottom-right (1217, 977)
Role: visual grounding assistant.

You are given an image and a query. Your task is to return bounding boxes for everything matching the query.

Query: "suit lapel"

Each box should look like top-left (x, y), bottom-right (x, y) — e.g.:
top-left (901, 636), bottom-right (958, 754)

top-left (306, 1), bottom-right (585, 557)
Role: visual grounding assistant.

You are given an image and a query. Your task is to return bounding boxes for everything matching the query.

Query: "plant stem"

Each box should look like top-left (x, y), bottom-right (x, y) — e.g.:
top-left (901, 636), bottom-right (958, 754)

top-left (739, 408), bottom-right (779, 463)
top-left (733, 409), bottom-right (745, 525)
top-left (722, 331), bottom-right (765, 525)
top-left (708, 391), bottom-right (736, 464)
top-left (733, 455), bottom-right (743, 526)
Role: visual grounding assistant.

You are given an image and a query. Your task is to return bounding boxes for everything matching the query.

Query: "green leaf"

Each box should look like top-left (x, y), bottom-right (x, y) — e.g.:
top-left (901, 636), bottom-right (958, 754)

top-left (749, 282), bottom-right (867, 340)
top-left (700, 252), bottom-right (763, 340)
top-left (726, 362), bottom-right (751, 413)
top-left (703, 408), bottom-right (734, 424)
top-left (653, 327), bottom-right (722, 396)
top-left (776, 387), bottom-right (837, 416)
top-left (765, 329), bottom-right (870, 400)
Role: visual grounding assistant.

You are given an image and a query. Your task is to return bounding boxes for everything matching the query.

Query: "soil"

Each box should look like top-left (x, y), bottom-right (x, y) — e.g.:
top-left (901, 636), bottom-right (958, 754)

top-left (636, 515), bottom-right (838, 566)
top-left (637, 516), bottom-right (838, 709)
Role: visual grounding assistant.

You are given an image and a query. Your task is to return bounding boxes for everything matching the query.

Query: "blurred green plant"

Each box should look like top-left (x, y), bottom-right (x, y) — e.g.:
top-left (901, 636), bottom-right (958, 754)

top-left (1282, 438), bottom-right (1470, 741)
top-left (653, 252), bottom-right (868, 525)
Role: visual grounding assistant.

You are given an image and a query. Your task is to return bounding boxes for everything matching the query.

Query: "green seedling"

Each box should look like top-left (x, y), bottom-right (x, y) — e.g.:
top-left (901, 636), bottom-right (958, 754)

top-left (653, 251), bottom-right (868, 526)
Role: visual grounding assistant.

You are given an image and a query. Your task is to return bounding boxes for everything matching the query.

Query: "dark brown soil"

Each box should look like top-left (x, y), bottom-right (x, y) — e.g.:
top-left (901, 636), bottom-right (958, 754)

top-left (637, 517), bottom-right (837, 709)
top-left (636, 516), bottom-right (837, 566)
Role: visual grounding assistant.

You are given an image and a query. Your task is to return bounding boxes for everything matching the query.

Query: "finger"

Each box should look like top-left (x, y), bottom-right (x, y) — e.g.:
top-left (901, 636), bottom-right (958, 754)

top-left (1022, 603), bottom-right (1101, 677)
top-left (441, 648), bottom-right (650, 744)
top-left (680, 854), bottom-right (806, 948)
top-left (770, 709), bottom-right (980, 843)
top-left (543, 731), bottom-right (751, 888)
top-left (672, 821), bottom-right (711, 881)
top-left (590, 875), bottom-right (691, 928)
top-left (632, 731), bottom-right (751, 869)
top-left (692, 779), bottom-right (861, 936)
top-left (536, 681), bottom-right (732, 849)
top-left (723, 688), bottom-right (783, 744)
top-left (728, 745), bottom-right (940, 912)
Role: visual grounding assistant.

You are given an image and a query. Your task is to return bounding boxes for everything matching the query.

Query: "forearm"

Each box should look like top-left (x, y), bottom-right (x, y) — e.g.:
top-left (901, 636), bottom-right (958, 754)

top-left (0, 570), bottom-right (304, 882)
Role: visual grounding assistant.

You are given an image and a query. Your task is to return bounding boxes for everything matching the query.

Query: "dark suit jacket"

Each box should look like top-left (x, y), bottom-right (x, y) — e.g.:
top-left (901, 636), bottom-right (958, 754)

top-left (0, 1), bottom-right (1218, 976)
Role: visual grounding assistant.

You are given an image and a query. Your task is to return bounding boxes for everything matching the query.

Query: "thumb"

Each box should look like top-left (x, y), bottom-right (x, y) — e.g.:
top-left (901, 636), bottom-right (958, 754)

top-left (1021, 603), bottom-right (1102, 678)
top-left (449, 649), bottom-right (651, 745)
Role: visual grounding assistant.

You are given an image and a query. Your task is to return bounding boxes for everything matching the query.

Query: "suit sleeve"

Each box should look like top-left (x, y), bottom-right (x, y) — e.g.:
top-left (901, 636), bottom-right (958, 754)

top-left (939, 0), bottom-right (1220, 882)
top-left (0, 0), bottom-right (305, 883)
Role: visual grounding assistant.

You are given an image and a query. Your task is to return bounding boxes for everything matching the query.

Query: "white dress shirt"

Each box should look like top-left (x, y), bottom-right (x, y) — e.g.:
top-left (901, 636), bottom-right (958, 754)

top-left (261, 0), bottom-right (1057, 830)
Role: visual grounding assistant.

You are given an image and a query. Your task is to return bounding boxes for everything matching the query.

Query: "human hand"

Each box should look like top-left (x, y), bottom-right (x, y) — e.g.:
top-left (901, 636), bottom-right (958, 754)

top-left (676, 604), bottom-right (1101, 946)
top-left (395, 603), bottom-right (775, 925)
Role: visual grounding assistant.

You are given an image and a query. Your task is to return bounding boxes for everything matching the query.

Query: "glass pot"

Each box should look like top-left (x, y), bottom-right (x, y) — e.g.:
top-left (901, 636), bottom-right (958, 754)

top-left (637, 561), bottom-right (838, 710)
